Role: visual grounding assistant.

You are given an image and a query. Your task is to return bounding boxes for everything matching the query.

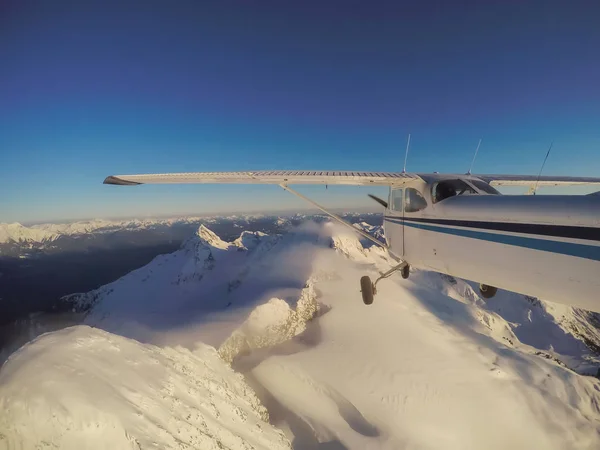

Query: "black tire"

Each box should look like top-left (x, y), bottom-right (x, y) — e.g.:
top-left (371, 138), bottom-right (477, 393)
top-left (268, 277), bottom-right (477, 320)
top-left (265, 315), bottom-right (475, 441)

top-left (479, 284), bottom-right (498, 299)
top-left (360, 276), bottom-right (374, 305)
top-left (401, 264), bottom-right (410, 279)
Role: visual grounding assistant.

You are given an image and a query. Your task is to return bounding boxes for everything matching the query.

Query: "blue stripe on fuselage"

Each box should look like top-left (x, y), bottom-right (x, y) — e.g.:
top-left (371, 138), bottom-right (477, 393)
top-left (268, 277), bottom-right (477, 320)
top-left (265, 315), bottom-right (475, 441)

top-left (384, 217), bottom-right (600, 262)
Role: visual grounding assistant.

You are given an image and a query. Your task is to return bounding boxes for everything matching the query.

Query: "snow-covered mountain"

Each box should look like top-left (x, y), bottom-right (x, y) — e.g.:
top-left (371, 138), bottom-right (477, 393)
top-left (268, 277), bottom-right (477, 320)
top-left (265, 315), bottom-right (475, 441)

top-left (64, 222), bottom-right (331, 348)
top-left (0, 222), bottom-right (61, 245)
top-left (2, 220), bottom-right (600, 449)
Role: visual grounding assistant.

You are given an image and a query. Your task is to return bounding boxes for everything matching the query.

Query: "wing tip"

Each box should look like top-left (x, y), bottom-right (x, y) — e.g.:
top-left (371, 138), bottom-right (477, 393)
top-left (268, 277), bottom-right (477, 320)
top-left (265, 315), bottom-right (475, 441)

top-left (103, 176), bottom-right (142, 186)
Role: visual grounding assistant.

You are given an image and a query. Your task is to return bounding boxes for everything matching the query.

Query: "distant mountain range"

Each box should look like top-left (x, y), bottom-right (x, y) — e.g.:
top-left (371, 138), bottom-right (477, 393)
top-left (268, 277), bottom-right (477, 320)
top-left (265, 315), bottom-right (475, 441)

top-left (0, 216), bottom-right (255, 245)
top-left (0, 213), bottom-right (378, 255)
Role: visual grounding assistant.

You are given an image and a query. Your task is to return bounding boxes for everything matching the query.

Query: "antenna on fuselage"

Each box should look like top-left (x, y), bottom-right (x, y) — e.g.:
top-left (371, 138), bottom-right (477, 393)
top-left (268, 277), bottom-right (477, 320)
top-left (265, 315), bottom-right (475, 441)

top-left (532, 142), bottom-right (553, 195)
top-left (467, 138), bottom-right (482, 175)
top-left (402, 133), bottom-right (411, 173)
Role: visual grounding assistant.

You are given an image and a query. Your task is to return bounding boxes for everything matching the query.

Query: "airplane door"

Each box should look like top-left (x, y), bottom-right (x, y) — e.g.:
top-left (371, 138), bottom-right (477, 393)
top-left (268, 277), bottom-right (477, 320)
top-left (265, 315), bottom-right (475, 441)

top-left (386, 188), bottom-right (404, 257)
top-left (403, 187), bottom-right (428, 264)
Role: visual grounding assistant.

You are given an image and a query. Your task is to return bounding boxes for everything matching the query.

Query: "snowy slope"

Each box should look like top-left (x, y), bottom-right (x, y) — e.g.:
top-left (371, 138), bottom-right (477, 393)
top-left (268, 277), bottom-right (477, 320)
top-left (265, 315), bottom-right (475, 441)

top-left (0, 326), bottom-right (291, 450)
top-left (244, 276), bottom-right (600, 449)
top-left (3, 221), bottom-right (600, 449)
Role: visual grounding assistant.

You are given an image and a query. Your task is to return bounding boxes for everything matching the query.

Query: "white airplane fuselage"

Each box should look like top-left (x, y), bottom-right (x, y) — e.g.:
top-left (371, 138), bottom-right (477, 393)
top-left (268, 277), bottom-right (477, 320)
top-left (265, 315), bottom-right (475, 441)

top-left (383, 178), bottom-right (600, 311)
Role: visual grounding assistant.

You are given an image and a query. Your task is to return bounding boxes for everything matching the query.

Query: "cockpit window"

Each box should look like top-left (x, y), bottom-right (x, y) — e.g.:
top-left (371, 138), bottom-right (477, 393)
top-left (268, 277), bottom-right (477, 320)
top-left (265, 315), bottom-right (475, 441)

top-left (432, 180), bottom-right (478, 203)
top-left (470, 179), bottom-right (500, 195)
top-left (405, 188), bottom-right (428, 212)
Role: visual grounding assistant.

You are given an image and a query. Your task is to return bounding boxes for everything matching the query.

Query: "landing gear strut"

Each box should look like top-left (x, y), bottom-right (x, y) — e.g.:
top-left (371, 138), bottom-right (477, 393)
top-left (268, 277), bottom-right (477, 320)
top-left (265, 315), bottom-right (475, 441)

top-left (479, 283), bottom-right (498, 299)
top-left (360, 261), bottom-right (409, 305)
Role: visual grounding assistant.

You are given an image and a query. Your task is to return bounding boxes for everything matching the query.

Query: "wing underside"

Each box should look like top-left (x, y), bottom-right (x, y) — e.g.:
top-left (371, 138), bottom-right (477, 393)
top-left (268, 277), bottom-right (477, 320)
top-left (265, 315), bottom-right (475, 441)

top-left (104, 171), bottom-right (418, 186)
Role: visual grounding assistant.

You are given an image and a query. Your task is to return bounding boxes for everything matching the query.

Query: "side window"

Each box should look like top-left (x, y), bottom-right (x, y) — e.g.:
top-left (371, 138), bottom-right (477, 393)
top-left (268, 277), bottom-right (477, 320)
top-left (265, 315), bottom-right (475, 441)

top-left (405, 188), bottom-right (428, 213)
top-left (390, 189), bottom-right (403, 211)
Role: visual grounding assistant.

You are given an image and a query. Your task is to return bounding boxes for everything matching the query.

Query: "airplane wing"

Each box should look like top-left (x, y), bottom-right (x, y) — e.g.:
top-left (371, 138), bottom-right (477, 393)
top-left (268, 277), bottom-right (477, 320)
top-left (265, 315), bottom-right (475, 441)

top-left (475, 174), bottom-right (600, 187)
top-left (104, 171), bottom-right (418, 186)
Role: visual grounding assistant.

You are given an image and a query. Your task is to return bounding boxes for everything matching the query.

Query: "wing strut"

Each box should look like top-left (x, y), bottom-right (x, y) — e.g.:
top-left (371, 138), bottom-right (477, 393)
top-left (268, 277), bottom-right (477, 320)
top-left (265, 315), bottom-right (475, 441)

top-left (279, 184), bottom-right (388, 249)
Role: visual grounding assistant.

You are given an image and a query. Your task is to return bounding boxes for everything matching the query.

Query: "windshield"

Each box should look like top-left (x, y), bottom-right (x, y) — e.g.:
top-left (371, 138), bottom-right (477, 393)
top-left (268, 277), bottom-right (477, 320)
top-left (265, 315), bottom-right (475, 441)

top-left (470, 179), bottom-right (501, 195)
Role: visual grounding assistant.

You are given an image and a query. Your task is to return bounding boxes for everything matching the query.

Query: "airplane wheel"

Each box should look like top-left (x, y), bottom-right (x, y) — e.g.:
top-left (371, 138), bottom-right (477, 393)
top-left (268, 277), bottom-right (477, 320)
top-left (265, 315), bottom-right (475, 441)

top-left (401, 264), bottom-right (410, 279)
top-left (479, 284), bottom-right (497, 299)
top-left (360, 276), bottom-right (374, 305)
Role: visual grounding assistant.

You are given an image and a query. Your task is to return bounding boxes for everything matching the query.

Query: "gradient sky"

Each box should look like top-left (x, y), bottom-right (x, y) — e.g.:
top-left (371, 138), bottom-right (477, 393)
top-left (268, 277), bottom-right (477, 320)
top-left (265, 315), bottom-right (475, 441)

top-left (1, 1), bottom-right (599, 224)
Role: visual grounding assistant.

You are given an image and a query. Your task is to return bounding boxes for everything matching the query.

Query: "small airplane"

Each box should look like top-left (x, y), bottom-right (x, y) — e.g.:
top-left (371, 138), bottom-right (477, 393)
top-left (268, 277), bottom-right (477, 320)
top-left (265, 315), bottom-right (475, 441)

top-left (104, 170), bottom-right (600, 312)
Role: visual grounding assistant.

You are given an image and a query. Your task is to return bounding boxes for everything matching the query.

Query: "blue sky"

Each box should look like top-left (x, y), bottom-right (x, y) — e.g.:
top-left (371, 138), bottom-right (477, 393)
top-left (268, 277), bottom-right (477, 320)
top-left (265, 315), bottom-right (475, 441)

top-left (1, 1), bottom-right (599, 224)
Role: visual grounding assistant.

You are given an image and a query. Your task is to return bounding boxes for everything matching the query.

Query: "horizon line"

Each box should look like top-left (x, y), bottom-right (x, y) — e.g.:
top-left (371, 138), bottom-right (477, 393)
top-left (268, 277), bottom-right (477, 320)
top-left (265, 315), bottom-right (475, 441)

top-left (6, 206), bottom-right (383, 227)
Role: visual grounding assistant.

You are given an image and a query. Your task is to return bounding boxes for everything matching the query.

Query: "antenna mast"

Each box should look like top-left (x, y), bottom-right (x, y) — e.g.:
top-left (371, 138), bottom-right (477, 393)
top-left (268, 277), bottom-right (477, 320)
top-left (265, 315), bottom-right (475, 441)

top-left (402, 133), bottom-right (411, 173)
top-left (532, 142), bottom-right (553, 195)
top-left (467, 138), bottom-right (482, 175)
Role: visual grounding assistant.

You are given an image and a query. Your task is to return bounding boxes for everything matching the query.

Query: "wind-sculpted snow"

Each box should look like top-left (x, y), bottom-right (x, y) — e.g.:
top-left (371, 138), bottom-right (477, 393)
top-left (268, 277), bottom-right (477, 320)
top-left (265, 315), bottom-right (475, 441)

top-left (0, 326), bottom-right (291, 450)
top-left (218, 282), bottom-right (320, 363)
